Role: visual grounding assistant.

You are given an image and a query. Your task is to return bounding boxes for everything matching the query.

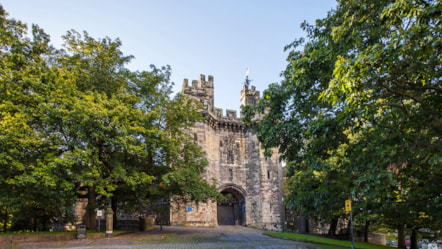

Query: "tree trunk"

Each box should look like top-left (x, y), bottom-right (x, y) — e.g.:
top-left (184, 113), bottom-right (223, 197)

top-left (33, 217), bottom-right (38, 232)
top-left (112, 196), bottom-right (118, 229)
top-left (398, 224), bottom-right (406, 249)
top-left (305, 218), bottom-right (310, 234)
top-left (364, 219), bottom-right (370, 242)
top-left (41, 215), bottom-right (48, 231)
top-left (159, 214), bottom-right (163, 231)
top-left (410, 228), bottom-right (418, 249)
top-left (328, 217), bottom-right (338, 236)
top-left (87, 186), bottom-right (97, 230)
top-left (3, 209), bottom-right (8, 232)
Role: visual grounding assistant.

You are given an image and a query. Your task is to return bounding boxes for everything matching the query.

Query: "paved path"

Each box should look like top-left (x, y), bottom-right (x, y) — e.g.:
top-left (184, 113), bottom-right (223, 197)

top-left (4, 226), bottom-right (318, 249)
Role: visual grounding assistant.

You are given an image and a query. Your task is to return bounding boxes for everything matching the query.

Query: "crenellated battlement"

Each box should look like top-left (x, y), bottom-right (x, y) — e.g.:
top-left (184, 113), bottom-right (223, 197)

top-left (182, 74), bottom-right (214, 89)
top-left (181, 74), bottom-right (261, 130)
top-left (182, 74), bottom-right (214, 109)
top-left (208, 106), bottom-right (240, 121)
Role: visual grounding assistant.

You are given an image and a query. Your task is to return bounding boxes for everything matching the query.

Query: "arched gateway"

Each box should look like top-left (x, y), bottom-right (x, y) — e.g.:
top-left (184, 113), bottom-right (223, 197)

top-left (169, 74), bottom-right (284, 231)
top-left (217, 184), bottom-right (246, 226)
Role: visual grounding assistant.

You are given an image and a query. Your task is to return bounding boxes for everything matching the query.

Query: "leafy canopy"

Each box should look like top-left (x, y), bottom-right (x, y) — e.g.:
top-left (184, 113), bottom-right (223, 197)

top-left (244, 0), bottom-right (441, 238)
top-left (0, 6), bottom-right (219, 231)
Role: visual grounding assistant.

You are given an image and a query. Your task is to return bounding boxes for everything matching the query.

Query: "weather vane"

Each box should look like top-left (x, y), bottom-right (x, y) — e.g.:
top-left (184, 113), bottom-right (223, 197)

top-left (244, 67), bottom-right (252, 86)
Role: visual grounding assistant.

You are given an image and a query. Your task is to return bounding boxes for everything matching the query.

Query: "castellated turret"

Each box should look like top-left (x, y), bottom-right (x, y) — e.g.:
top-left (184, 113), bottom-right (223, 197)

top-left (240, 84), bottom-right (260, 107)
top-left (182, 74), bottom-right (247, 121)
top-left (182, 74), bottom-right (214, 111)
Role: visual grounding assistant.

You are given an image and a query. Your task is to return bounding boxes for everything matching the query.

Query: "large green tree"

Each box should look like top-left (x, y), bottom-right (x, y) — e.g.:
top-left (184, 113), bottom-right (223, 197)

top-left (244, 0), bottom-right (441, 248)
top-left (0, 8), bottom-right (77, 231)
top-left (55, 30), bottom-right (220, 228)
top-left (0, 6), bottom-right (219, 231)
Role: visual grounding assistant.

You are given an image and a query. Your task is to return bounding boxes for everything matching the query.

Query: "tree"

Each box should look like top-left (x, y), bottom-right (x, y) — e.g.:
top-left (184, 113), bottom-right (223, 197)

top-left (244, 1), bottom-right (441, 247)
top-left (55, 30), bottom-right (220, 228)
top-left (0, 6), bottom-right (219, 231)
top-left (0, 7), bottom-right (78, 231)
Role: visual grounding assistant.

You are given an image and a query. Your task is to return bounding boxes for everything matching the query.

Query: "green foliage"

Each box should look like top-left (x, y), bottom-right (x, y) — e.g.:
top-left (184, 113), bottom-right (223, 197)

top-left (0, 7), bottom-right (77, 231)
top-left (0, 6), bottom-right (218, 231)
top-left (245, 0), bottom-right (441, 242)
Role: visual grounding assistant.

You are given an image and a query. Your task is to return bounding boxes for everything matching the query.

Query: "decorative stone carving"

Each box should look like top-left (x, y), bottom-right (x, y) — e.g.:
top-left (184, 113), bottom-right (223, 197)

top-left (220, 135), bottom-right (240, 165)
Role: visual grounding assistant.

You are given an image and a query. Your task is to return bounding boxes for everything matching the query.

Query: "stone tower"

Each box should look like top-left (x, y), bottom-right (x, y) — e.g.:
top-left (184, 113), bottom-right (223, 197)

top-left (170, 74), bottom-right (284, 231)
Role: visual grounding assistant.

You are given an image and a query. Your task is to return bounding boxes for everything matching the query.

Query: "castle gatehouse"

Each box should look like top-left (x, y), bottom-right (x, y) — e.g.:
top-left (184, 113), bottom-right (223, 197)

top-left (170, 74), bottom-right (284, 231)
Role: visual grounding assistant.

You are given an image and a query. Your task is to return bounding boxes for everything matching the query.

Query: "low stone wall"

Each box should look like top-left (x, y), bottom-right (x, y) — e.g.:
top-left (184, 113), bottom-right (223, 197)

top-left (355, 233), bottom-right (386, 245)
top-left (0, 233), bottom-right (107, 244)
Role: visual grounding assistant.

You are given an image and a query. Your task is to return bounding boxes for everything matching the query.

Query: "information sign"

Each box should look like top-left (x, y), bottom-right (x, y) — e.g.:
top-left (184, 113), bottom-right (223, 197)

top-left (345, 199), bottom-right (352, 213)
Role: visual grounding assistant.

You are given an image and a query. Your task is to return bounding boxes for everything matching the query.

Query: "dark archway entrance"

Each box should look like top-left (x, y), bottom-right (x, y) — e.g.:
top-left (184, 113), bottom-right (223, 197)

top-left (217, 187), bottom-right (245, 226)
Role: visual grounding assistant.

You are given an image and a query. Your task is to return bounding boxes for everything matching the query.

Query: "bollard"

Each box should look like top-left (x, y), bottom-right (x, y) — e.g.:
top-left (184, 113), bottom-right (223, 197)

top-left (105, 207), bottom-right (114, 238)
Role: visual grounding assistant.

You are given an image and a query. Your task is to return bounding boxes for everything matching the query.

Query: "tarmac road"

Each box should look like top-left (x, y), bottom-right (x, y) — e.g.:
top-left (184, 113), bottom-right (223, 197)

top-left (4, 225), bottom-right (319, 249)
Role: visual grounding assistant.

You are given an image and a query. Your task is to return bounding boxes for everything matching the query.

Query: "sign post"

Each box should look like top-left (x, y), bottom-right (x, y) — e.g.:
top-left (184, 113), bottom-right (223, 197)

top-left (345, 200), bottom-right (355, 249)
top-left (96, 209), bottom-right (103, 232)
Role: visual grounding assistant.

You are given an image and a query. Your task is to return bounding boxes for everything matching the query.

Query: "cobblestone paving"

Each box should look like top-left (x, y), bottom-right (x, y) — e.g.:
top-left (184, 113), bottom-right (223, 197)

top-left (3, 226), bottom-right (318, 249)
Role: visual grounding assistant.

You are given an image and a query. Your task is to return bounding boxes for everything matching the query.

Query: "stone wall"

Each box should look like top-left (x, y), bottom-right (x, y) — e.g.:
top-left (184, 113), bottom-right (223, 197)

top-left (170, 200), bottom-right (217, 227)
top-left (355, 233), bottom-right (387, 245)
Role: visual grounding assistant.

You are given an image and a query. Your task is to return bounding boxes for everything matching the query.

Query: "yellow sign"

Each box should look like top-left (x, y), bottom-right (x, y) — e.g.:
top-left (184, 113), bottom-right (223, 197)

top-left (345, 200), bottom-right (352, 212)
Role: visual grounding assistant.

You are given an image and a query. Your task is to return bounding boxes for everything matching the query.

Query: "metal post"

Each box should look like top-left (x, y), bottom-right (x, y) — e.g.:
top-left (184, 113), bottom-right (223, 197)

top-left (350, 211), bottom-right (355, 249)
top-left (96, 209), bottom-right (103, 232)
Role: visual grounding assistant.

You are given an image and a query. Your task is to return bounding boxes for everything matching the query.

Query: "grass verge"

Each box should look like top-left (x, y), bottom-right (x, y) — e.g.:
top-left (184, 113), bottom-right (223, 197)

top-left (264, 232), bottom-right (394, 249)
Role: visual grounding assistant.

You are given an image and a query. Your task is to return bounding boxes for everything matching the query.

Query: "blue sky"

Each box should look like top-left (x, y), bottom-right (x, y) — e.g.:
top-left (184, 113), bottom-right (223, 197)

top-left (2, 1), bottom-right (336, 112)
